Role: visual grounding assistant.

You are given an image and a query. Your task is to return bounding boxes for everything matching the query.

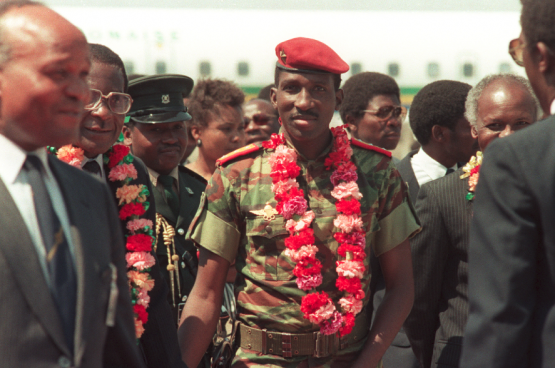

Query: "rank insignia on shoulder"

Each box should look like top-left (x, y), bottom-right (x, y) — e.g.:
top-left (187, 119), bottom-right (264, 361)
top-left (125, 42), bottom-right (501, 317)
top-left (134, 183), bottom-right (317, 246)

top-left (216, 144), bottom-right (260, 166)
top-left (250, 202), bottom-right (278, 221)
top-left (350, 138), bottom-right (392, 158)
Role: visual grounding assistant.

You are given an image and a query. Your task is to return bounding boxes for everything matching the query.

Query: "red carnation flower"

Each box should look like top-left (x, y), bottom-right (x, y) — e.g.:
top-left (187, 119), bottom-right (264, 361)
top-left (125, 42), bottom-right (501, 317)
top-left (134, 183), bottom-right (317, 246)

top-left (134, 304), bottom-right (148, 323)
top-left (126, 234), bottom-right (153, 252)
top-left (337, 244), bottom-right (366, 261)
top-left (119, 202), bottom-right (146, 220)
top-left (293, 257), bottom-right (322, 278)
top-left (108, 144), bottom-right (130, 168)
top-left (336, 276), bottom-right (362, 294)
top-left (300, 291), bottom-right (329, 316)
top-left (339, 312), bottom-right (355, 337)
top-left (285, 228), bottom-right (315, 250)
top-left (262, 133), bottom-right (285, 149)
top-left (336, 198), bottom-right (361, 215)
top-left (470, 165), bottom-right (481, 175)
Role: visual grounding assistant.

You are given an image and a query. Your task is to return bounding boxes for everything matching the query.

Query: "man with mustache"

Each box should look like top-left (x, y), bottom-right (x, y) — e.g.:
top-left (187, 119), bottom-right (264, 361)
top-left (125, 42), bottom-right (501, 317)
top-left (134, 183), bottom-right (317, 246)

top-left (123, 75), bottom-right (207, 334)
top-left (178, 37), bottom-right (420, 368)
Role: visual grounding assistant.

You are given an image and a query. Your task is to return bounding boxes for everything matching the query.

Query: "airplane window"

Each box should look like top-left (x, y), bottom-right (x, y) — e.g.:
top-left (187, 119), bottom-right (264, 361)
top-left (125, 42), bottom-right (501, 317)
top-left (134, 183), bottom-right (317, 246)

top-left (463, 63), bottom-right (474, 77)
top-left (351, 62), bottom-right (362, 75)
top-left (499, 62), bottom-right (512, 73)
top-left (200, 61), bottom-right (211, 76)
top-left (427, 62), bottom-right (440, 78)
top-left (124, 61), bottom-right (135, 75)
top-left (388, 63), bottom-right (400, 77)
top-left (156, 61), bottom-right (166, 74)
top-left (238, 62), bottom-right (249, 76)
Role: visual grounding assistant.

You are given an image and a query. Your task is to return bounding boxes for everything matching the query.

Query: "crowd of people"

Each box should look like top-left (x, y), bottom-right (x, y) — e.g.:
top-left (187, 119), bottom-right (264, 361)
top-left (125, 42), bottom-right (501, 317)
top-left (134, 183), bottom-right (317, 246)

top-left (1, 0), bottom-right (555, 367)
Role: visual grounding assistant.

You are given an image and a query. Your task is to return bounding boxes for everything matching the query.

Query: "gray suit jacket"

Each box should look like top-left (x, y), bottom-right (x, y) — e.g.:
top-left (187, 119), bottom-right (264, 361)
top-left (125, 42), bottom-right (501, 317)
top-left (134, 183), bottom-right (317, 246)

top-left (405, 167), bottom-right (471, 368)
top-left (0, 155), bottom-right (145, 368)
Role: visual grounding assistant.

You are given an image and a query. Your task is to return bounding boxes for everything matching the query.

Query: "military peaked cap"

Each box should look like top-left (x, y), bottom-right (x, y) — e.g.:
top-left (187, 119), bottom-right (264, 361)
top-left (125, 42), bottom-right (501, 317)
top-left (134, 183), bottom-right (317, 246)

top-left (127, 74), bottom-right (193, 124)
top-left (275, 37), bottom-right (349, 74)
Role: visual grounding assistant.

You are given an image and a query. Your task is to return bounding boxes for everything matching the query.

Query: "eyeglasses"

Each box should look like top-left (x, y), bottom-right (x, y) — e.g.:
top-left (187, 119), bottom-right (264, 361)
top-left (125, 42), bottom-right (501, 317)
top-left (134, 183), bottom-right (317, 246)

top-left (85, 89), bottom-right (133, 114)
top-left (362, 105), bottom-right (407, 122)
top-left (509, 38), bottom-right (526, 67)
top-left (243, 113), bottom-right (277, 126)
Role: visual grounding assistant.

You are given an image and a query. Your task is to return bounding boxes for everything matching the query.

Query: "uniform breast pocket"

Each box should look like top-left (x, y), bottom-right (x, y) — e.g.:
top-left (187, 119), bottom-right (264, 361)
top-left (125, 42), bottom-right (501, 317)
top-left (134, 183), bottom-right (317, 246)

top-left (245, 216), bottom-right (293, 281)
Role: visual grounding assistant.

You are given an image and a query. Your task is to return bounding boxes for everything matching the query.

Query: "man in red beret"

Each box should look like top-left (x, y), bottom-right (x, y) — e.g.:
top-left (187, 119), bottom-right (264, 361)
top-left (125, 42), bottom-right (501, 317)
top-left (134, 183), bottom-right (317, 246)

top-left (178, 37), bottom-right (419, 368)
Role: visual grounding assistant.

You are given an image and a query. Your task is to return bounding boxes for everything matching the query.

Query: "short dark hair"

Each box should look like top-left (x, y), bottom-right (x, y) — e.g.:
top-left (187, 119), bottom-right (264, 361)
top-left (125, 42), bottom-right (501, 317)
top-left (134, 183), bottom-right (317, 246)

top-left (339, 72), bottom-right (400, 123)
top-left (521, 0), bottom-right (555, 52)
top-left (187, 78), bottom-right (245, 128)
top-left (89, 43), bottom-right (128, 93)
top-left (257, 83), bottom-right (274, 102)
top-left (274, 67), bottom-right (341, 91)
top-left (0, 0), bottom-right (43, 67)
top-left (409, 80), bottom-right (471, 145)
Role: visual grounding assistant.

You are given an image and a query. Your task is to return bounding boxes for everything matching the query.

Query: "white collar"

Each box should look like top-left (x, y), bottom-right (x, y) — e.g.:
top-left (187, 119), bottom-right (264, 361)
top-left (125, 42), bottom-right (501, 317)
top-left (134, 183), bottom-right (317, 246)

top-left (411, 148), bottom-right (456, 187)
top-left (0, 134), bottom-right (49, 185)
top-left (550, 99), bottom-right (555, 116)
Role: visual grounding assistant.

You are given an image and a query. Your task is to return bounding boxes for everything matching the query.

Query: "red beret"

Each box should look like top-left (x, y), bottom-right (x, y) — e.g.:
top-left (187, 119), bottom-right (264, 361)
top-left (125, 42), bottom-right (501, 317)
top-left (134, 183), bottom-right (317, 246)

top-left (275, 37), bottom-right (349, 74)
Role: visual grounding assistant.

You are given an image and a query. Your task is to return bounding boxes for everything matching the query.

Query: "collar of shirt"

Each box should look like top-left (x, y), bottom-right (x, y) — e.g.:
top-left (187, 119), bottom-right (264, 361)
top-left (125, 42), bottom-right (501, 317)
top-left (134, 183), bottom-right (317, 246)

top-left (80, 154), bottom-right (105, 178)
top-left (0, 134), bottom-right (50, 185)
top-left (284, 130), bottom-right (334, 164)
top-left (411, 148), bottom-right (456, 187)
top-left (148, 166), bottom-right (179, 190)
top-left (550, 99), bottom-right (555, 116)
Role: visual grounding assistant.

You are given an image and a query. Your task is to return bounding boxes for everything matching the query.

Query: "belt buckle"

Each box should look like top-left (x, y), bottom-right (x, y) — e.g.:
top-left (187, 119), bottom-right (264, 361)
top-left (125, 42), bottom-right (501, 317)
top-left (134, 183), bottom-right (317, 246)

top-left (282, 333), bottom-right (292, 358)
top-left (313, 332), bottom-right (339, 358)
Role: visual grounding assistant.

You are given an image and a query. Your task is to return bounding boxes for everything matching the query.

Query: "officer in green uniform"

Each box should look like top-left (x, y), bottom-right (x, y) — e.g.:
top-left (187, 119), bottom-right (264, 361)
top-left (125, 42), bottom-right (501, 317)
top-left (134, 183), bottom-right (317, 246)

top-left (178, 38), bottom-right (420, 368)
top-left (123, 75), bottom-right (208, 327)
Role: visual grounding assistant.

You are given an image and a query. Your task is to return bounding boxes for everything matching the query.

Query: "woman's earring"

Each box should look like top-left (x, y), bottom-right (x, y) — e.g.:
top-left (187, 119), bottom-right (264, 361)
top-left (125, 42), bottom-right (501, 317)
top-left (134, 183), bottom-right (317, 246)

top-left (197, 139), bottom-right (202, 147)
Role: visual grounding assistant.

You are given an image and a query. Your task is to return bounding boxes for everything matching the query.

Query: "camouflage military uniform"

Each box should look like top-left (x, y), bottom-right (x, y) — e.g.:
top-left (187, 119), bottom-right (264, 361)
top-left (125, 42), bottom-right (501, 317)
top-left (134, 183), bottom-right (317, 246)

top-left (188, 136), bottom-right (420, 368)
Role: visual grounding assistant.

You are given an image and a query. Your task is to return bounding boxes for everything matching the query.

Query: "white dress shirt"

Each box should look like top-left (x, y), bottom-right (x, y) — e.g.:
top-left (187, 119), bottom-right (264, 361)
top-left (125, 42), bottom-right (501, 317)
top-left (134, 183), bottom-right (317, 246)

top-left (411, 148), bottom-right (457, 187)
top-left (0, 134), bottom-right (75, 286)
top-left (550, 99), bottom-right (555, 115)
top-left (80, 154), bottom-right (106, 178)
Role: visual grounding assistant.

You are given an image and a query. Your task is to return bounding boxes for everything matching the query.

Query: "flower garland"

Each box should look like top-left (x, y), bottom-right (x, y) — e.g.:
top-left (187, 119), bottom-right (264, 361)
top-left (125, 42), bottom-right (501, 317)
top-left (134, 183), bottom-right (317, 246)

top-left (460, 151), bottom-right (483, 202)
top-left (49, 144), bottom-right (156, 339)
top-left (262, 125), bottom-right (366, 337)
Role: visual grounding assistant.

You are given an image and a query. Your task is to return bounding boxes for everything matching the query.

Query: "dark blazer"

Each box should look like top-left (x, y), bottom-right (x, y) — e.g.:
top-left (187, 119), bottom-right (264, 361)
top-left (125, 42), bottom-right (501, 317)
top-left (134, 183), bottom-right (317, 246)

top-left (397, 149), bottom-right (420, 203)
top-left (104, 155), bottom-right (187, 368)
top-left (152, 165), bottom-right (206, 324)
top-left (0, 155), bottom-right (145, 368)
top-left (460, 116), bottom-right (555, 368)
top-left (404, 167), bottom-right (471, 368)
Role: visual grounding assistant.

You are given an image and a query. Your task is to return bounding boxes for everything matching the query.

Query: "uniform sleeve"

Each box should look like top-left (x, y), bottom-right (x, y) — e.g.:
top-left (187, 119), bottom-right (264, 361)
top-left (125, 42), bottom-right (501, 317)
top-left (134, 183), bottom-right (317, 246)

top-left (372, 162), bottom-right (421, 256)
top-left (187, 166), bottom-right (242, 263)
top-left (404, 182), bottom-right (448, 368)
top-left (460, 140), bottom-right (538, 368)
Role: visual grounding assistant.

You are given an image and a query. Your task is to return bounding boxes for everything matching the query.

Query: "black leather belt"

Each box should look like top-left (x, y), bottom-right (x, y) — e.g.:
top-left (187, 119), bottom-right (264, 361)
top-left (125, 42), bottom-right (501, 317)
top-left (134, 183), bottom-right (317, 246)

top-left (238, 313), bottom-right (368, 358)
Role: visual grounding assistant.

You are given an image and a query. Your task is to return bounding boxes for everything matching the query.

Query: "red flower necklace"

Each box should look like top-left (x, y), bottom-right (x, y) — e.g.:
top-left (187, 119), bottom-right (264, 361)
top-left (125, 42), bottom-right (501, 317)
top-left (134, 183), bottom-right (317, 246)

top-left (50, 144), bottom-right (155, 339)
top-left (262, 125), bottom-right (366, 337)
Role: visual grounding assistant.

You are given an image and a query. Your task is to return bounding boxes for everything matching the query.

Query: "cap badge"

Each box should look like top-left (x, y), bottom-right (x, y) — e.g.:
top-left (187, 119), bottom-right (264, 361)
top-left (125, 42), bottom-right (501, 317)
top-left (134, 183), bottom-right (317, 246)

top-left (280, 50), bottom-right (287, 64)
top-left (161, 94), bottom-right (170, 104)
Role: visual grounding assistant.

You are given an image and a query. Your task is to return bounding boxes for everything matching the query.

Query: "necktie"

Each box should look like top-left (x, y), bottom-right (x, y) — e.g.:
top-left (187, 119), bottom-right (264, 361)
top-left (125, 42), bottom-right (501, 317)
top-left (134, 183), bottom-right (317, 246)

top-left (24, 155), bottom-right (76, 351)
top-left (158, 174), bottom-right (180, 217)
top-left (83, 160), bottom-right (102, 177)
top-left (445, 168), bottom-right (455, 176)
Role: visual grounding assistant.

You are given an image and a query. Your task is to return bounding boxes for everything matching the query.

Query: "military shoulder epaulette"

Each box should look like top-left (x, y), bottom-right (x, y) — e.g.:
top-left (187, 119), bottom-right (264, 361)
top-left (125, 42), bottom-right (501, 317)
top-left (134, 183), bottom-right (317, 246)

top-left (216, 144), bottom-right (261, 166)
top-left (350, 138), bottom-right (392, 158)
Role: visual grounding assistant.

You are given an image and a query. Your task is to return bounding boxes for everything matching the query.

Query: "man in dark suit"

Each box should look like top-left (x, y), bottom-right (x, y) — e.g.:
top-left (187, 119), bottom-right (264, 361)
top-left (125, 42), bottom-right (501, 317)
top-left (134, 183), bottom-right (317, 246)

top-left (396, 80), bottom-right (476, 203)
top-left (460, 1), bottom-right (555, 367)
top-left (0, 2), bottom-right (144, 366)
top-left (75, 45), bottom-right (187, 368)
top-left (404, 74), bottom-right (539, 368)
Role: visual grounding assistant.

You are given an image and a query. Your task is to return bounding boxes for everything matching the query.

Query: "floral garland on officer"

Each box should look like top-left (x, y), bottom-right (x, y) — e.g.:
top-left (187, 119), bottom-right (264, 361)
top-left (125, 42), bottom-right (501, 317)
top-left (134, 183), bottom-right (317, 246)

top-left (262, 125), bottom-right (365, 337)
top-left (460, 151), bottom-right (483, 202)
top-left (49, 144), bottom-right (156, 339)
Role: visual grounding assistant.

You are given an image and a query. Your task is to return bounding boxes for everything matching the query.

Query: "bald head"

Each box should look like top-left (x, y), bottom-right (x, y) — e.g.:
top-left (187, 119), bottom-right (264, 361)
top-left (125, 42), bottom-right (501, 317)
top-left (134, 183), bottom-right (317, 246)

top-left (0, 2), bottom-right (91, 151)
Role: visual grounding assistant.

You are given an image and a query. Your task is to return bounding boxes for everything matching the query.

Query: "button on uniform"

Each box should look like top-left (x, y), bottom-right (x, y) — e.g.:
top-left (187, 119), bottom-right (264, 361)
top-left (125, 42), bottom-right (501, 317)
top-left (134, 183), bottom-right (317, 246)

top-left (177, 228), bottom-right (185, 236)
top-left (265, 226), bottom-right (272, 234)
top-left (58, 356), bottom-right (71, 368)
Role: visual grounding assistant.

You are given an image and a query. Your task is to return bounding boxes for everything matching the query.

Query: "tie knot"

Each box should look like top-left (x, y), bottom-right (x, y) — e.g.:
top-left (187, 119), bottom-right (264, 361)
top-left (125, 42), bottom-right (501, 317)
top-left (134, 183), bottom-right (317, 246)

top-left (445, 168), bottom-right (455, 176)
top-left (158, 174), bottom-right (175, 189)
top-left (83, 160), bottom-right (101, 176)
top-left (24, 154), bottom-right (44, 172)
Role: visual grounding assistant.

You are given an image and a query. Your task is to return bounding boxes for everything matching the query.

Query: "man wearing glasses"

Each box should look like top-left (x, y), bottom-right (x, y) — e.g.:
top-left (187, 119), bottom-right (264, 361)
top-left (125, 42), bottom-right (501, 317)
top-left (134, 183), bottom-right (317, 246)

top-left (460, 1), bottom-right (555, 367)
top-left (243, 98), bottom-right (280, 144)
top-left (75, 44), bottom-right (187, 368)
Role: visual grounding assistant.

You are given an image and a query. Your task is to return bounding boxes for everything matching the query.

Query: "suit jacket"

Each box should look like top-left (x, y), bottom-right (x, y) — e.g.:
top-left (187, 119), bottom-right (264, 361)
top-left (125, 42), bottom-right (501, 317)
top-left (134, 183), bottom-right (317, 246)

top-left (404, 167), bottom-right (471, 368)
top-left (460, 116), bottom-right (555, 368)
top-left (104, 155), bottom-right (187, 368)
top-left (0, 155), bottom-right (145, 368)
top-left (397, 149), bottom-right (420, 203)
top-left (152, 165), bottom-right (206, 324)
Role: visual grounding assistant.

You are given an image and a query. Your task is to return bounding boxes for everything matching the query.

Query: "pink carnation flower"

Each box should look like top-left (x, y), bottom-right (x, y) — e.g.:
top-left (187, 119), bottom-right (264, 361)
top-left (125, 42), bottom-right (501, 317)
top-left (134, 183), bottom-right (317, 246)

top-left (271, 178), bottom-right (299, 196)
top-left (320, 311), bottom-right (343, 335)
top-left (295, 274), bottom-right (323, 290)
top-left (350, 232), bottom-right (366, 248)
top-left (331, 182), bottom-right (363, 200)
top-left (127, 219), bottom-right (154, 233)
top-left (137, 288), bottom-right (151, 307)
top-left (268, 145), bottom-right (297, 167)
top-left (285, 244), bottom-right (318, 263)
top-left (330, 168), bottom-right (358, 186)
top-left (339, 295), bottom-right (363, 314)
top-left (285, 211), bottom-right (315, 233)
top-left (127, 270), bottom-right (155, 291)
top-left (126, 251), bottom-right (156, 271)
top-left (334, 214), bottom-right (363, 233)
top-left (281, 196), bottom-right (308, 219)
top-left (135, 319), bottom-right (145, 338)
top-left (336, 260), bottom-right (365, 279)
top-left (116, 184), bottom-right (143, 205)
top-left (109, 163), bottom-right (138, 181)
top-left (308, 300), bottom-right (336, 325)
top-left (468, 173), bottom-right (479, 192)
top-left (57, 145), bottom-right (84, 167)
